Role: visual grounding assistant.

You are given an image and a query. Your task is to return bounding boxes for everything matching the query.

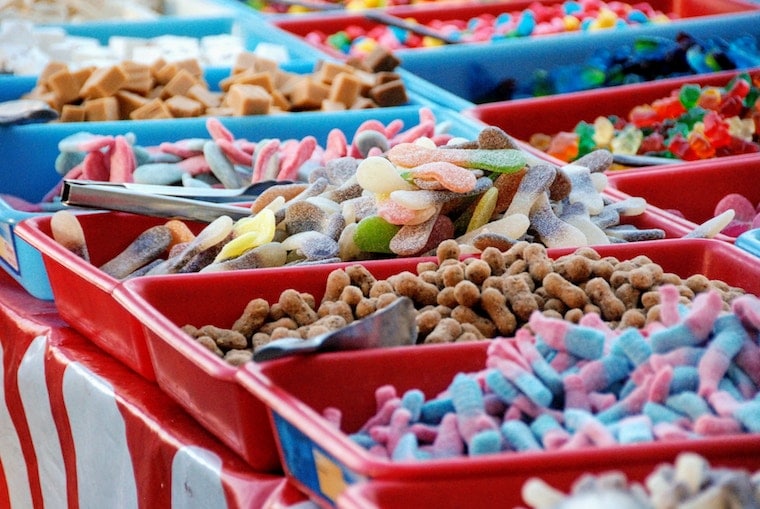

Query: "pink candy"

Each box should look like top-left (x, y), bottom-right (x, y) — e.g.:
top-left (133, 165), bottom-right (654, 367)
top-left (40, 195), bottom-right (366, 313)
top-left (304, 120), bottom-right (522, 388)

top-left (714, 193), bottom-right (760, 236)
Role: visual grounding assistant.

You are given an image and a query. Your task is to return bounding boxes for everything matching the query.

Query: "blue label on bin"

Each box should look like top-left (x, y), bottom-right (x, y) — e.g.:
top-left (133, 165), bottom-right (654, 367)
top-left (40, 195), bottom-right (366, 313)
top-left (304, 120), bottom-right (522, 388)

top-left (0, 222), bottom-right (20, 274)
top-left (272, 412), bottom-right (365, 504)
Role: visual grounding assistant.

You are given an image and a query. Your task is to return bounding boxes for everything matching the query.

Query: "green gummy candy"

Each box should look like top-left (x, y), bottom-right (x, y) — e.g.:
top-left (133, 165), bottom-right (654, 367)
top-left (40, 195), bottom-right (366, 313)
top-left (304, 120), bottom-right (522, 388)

top-left (354, 216), bottom-right (401, 254)
top-left (469, 149), bottom-right (526, 174)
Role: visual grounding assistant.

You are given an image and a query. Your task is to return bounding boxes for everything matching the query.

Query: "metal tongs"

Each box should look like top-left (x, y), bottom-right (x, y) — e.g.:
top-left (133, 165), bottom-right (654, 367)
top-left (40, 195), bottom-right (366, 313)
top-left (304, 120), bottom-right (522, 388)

top-left (60, 179), bottom-right (287, 222)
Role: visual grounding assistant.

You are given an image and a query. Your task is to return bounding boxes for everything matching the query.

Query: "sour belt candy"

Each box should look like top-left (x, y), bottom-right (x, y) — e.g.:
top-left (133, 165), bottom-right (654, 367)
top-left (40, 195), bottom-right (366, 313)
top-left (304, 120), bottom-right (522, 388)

top-left (324, 285), bottom-right (760, 461)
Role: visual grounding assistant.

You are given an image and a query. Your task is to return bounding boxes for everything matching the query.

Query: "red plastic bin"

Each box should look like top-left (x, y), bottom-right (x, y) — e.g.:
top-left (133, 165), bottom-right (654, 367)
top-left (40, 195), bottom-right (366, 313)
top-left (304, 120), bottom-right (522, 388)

top-left (235, 238), bottom-right (760, 506)
top-left (606, 157), bottom-right (760, 242)
top-left (466, 68), bottom-right (760, 167)
top-left (15, 211), bottom-right (211, 381)
top-left (336, 441), bottom-right (760, 509)
top-left (276, 0), bottom-right (760, 58)
top-left (115, 256), bottom-right (459, 472)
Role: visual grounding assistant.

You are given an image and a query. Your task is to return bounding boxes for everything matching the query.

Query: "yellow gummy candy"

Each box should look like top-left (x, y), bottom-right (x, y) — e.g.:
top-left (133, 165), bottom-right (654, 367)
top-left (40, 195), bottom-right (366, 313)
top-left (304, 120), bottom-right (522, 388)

top-left (233, 208), bottom-right (275, 237)
top-left (466, 187), bottom-right (499, 232)
top-left (215, 209), bottom-right (276, 262)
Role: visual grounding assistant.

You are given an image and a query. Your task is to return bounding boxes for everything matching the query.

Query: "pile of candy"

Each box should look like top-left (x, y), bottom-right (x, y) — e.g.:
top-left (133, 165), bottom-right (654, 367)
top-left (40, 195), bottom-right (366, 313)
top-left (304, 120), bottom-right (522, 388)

top-left (180, 238), bottom-right (746, 364)
top-left (20, 48), bottom-right (406, 122)
top-left (32, 108), bottom-right (455, 207)
top-left (47, 116), bottom-right (702, 292)
top-left (0, 19), bottom-right (259, 76)
top-left (531, 72), bottom-right (760, 162)
top-left (323, 283), bottom-right (760, 461)
top-left (523, 452), bottom-right (760, 508)
top-left (307, 0), bottom-right (672, 57)
top-left (478, 32), bottom-right (760, 102)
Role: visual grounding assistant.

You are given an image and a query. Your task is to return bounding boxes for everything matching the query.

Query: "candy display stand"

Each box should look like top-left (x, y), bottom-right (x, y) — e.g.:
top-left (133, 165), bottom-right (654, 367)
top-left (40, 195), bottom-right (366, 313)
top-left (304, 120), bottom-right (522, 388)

top-left (3, 1), bottom-right (760, 508)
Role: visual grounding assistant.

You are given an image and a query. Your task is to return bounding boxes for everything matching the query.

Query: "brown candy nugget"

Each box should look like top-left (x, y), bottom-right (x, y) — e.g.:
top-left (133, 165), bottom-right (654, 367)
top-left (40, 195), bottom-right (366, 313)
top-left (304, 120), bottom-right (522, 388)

top-left (59, 104), bottom-right (86, 122)
top-left (339, 285), bottom-right (364, 308)
top-left (416, 308), bottom-right (443, 337)
top-left (388, 271), bottom-right (438, 307)
top-left (451, 305), bottom-right (496, 337)
top-left (317, 300), bottom-right (354, 324)
top-left (464, 258), bottom-right (491, 285)
top-left (324, 269), bottom-right (351, 302)
top-left (355, 297), bottom-right (378, 318)
top-left (543, 272), bottom-right (590, 308)
top-left (79, 65), bottom-right (128, 99)
top-left (196, 325), bottom-right (247, 351)
top-left (584, 277), bottom-right (626, 321)
top-left (553, 253), bottom-right (594, 283)
top-left (225, 84), bottom-right (272, 115)
top-left (289, 78), bottom-right (330, 110)
top-left (369, 79), bottom-right (407, 107)
top-left (278, 289), bottom-right (319, 326)
top-left (165, 95), bottom-right (204, 118)
top-left (130, 97), bottom-right (172, 119)
top-left (47, 67), bottom-right (82, 104)
top-left (481, 287), bottom-right (518, 336)
top-left (160, 69), bottom-right (201, 100)
top-left (224, 349), bottom-right (253, 366)
top-left (345, 264), bottom-right (377, 296)
top-left (328, 72), bottom-right (363, 108)
top-left (424, 317), bottom-right (462, 344)
top-left (231, 298), bottom-right (270, 338)
top-left (84, 97), bottom-right (120, 121)
top-left (453, 280), bottom-right (480, 308)
top-left (504, 274), bottom-right (539, 321)
top-left (362, 45), bottom-right (401, 73)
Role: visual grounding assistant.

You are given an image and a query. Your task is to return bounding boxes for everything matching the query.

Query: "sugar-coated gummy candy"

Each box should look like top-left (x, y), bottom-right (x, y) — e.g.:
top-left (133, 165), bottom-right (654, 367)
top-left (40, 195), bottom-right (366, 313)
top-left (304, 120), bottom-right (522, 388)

top-left (533, 72), bottom-right (760, 164)
top-left (328, 285), bottom-right (760, 464)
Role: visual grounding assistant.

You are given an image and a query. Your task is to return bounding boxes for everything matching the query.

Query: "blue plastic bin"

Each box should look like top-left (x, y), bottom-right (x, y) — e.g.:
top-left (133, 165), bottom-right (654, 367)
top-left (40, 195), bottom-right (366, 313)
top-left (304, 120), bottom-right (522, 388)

top-left (394, 13), bottom-right (760, 103)
top-left (737, 229), bottom-right (760, 258)
top-left (1, 105), bottom-right (485, 299)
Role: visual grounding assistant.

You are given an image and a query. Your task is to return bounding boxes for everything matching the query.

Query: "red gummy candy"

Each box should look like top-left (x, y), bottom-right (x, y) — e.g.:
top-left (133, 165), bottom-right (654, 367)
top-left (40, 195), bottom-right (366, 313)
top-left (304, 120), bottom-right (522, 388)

top-left (718, 95), bottom-right (744, 118)
top-left (687, 131), bottom-right (716, 159)
top-left (702, 111), bottom-right (732, 149)
top-left (721, 220), bottom-right (751, 237)
top-left (651, 94), bottom-right (686, 120)
top-left (640, 132), bottom-right (666, 153)
top-left (629, 104), bottom-right (660, 128)
top-left (546, 131), bottom-right (579, 161)
top-left (715, 193), bottom-right (757, 222)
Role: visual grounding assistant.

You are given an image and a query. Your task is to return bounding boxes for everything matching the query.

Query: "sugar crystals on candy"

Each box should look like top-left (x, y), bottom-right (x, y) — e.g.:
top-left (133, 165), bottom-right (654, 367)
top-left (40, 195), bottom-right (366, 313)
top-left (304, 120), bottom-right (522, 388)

top-left (328, 285), bottom-right (760, 463)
